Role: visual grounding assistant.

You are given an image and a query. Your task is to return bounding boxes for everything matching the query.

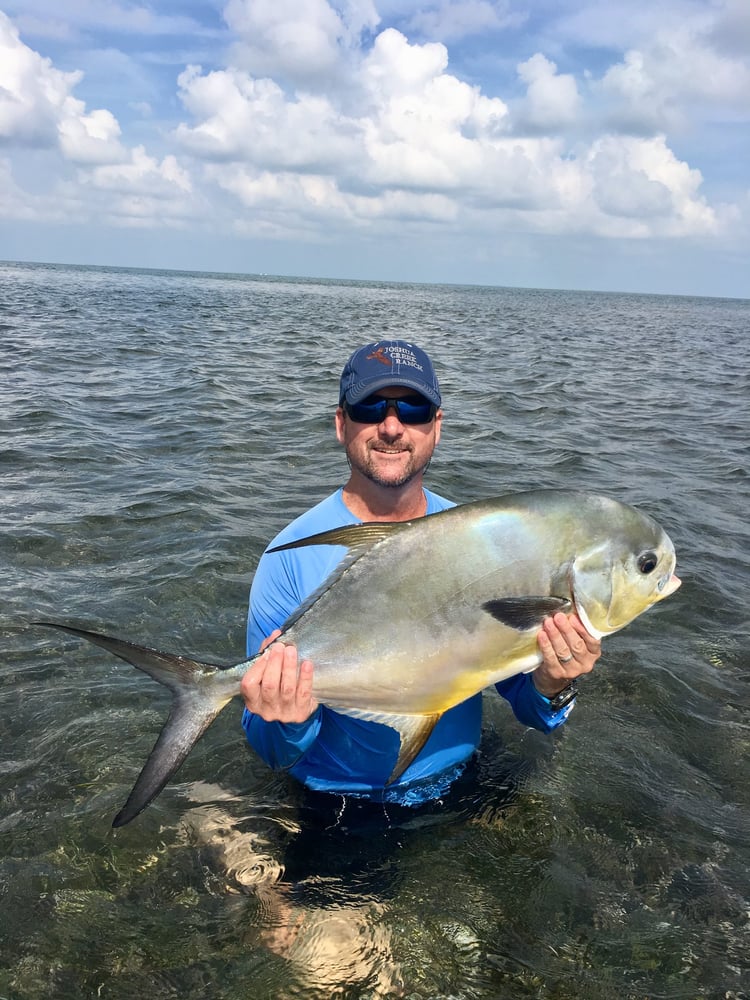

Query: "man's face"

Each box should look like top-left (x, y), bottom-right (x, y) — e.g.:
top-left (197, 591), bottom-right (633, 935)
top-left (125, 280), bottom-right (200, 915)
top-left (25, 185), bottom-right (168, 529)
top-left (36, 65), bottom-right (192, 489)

top-left (335, 385), bottom-right (442, 489)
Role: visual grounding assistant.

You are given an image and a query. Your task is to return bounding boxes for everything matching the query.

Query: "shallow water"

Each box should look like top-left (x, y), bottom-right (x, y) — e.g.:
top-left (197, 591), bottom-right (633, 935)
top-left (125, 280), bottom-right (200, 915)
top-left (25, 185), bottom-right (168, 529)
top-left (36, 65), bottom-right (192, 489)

top-left (2, 261), bottom-right (749, 998)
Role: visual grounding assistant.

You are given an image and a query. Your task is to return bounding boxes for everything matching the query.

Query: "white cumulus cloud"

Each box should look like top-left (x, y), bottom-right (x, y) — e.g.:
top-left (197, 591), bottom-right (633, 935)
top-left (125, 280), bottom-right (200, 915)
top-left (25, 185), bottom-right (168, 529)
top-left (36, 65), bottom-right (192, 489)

top-left (224, 0), bottom-right (380, 86)
top-left (0, 0), bottom-right (745, 290)
top-left (516, 53), bottom-right (581, 132)
top-left (174, 65), bottom-right (361, 171)
top-left (406, 0), bottom-right (526, 42)
top-left (585, 135), bottom-right (717, 236)
top-left (598, 19), bottom-right (750, 133)
top-left (168, 12), bottom-right (723, 246)
top-left (0, 11), bottom-right (125, 162)
top-left (0, 11), bottom-right (80, 146)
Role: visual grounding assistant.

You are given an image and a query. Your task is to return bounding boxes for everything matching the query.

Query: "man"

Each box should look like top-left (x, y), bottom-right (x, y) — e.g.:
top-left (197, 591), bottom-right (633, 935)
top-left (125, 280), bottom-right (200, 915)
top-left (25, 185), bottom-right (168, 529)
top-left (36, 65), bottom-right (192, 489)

top-left (240, 340), bottom-right (601, 804)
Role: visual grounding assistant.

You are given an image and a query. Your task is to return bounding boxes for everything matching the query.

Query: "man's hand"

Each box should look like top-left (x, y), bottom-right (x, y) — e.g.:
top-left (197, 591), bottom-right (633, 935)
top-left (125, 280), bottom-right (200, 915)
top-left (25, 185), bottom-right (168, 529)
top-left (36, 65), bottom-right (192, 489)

top-left (533, 612), bottom-right (601, 698)
top-left (240, 630), bottom-right (318, 723)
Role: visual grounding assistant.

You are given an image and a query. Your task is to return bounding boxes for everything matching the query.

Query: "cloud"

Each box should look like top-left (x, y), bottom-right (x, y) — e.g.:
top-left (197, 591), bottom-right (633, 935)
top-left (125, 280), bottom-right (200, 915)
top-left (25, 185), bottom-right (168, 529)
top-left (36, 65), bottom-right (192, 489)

top-left (0, 0), bottom-right (743, 270)
top-left (174, 27), bottom-right (509, 188)
top-left (172, 18), bottom-right (718, 245)
top-left (550, 0), bottom-right (748, 137)
top-left (585, 135), bottom-right (717, 236)
top-left (166, 13), bottom-right (726, 245)
top-left (224, 0), bottom-right (380, 86)
top-left (515, 54), bottom-right (580, 132)
top-left (357, 29), bottom-right (510, 190)
top-left (0, 10), bottom-right (198, 229)
top-left (174, 66), bottom-right (362, 172)
top-left (55, 148), bottom-right (198, 230)
top-left (58, 107), bottom-right (124, 164)
top-left (89, 146), bottom-right (191, 196)
top-left (0, 156), bottom-right (50, 219)
top-left (405, 0), bottom-right (526, 42)
top-left (128, 101), bottom-right (153, 117)
top-left (0, 11), bottom-right (125, 162)
top-left (362, 25), bottom-right (450, 97)
top-left (538, 0), bottom-right (750, 132)
top-left (8, 0), bottom-right (209, 39)
top-left (0, 11), bottom-right (80, 146)
top-left (600, 29), bottom-right (750, 134)
top-left (210, 165), bottom-right (458, 243)
top-left (9, 13), bottom-right (75, 42)
top-left (709, 0), bottom-right (750, 57)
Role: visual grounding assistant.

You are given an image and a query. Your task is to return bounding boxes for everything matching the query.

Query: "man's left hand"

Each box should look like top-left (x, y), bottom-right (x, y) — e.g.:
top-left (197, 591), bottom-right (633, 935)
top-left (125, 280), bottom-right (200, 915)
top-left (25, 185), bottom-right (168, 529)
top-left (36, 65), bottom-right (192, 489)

top-left (533, 612), bottom-right (601, 698)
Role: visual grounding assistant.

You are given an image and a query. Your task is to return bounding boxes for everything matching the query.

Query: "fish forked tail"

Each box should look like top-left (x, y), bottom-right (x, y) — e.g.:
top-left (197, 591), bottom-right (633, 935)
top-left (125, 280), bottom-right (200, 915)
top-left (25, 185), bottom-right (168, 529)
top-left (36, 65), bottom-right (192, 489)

top-left (35, 621), bottom-right (239, 827)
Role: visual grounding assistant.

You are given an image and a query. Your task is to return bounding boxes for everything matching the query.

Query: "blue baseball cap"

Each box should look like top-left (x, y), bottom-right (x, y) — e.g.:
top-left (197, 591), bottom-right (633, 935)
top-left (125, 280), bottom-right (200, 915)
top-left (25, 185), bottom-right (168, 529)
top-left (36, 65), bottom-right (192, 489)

top-left (339, 340), bottom-right (442, 407)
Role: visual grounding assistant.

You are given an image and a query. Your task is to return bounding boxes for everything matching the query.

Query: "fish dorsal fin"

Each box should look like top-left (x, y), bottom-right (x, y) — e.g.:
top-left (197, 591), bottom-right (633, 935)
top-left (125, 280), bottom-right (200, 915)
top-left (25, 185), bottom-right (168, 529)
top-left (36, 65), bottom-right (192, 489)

top-left (270, 522), bottom-right (412, 636)
top-left (268, 520), bottom-right (410, 556)
top-left (333, 707), bottom-right (441, 785)
top-left (482, 596), bottom-right (571, 631)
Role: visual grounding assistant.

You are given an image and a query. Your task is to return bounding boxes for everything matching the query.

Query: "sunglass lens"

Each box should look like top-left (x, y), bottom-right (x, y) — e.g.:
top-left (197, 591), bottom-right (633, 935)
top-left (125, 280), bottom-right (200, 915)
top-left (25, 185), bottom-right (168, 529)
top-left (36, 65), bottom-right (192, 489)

top-left (396, 398), bottom-right (434, 423)
top-left (347, 395), bottom-right (434, 424)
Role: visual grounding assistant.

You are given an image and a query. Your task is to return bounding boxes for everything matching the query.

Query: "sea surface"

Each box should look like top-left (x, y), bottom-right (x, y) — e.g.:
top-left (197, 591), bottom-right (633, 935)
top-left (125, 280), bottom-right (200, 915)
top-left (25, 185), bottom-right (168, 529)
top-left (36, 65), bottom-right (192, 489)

top-left (1, 260), bottom-right (749, 999)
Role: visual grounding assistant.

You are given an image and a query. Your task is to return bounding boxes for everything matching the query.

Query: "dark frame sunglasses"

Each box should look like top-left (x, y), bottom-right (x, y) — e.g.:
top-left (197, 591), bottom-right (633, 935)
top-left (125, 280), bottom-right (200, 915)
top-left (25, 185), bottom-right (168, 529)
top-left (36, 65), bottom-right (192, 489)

top-left (343, 393), bottom-right (437, 425)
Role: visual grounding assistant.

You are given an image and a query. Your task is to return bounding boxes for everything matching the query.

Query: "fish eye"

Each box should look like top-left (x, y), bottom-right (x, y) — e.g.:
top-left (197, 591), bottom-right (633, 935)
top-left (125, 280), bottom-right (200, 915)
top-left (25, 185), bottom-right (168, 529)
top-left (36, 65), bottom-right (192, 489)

top-left (638, 552), bottom-right (658, 574)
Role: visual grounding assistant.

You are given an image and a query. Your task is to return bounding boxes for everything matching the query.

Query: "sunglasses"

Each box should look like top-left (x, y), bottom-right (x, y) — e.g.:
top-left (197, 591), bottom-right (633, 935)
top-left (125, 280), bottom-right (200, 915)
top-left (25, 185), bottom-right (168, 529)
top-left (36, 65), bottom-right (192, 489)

top-left (344, 393), bottom-right (437, 425)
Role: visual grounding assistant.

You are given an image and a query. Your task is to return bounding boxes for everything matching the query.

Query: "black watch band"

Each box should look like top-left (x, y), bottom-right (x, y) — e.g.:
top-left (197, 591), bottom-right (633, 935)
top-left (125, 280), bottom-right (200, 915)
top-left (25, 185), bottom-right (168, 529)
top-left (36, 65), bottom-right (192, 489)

top-left (546, 679), bottom-right (579, 710)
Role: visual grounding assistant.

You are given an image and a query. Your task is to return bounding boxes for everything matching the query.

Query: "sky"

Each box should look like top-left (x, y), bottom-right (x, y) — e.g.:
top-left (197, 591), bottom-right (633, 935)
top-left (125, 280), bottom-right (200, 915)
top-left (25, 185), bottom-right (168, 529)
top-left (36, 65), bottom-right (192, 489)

top-left (1, 0), bottom-right (748, 297)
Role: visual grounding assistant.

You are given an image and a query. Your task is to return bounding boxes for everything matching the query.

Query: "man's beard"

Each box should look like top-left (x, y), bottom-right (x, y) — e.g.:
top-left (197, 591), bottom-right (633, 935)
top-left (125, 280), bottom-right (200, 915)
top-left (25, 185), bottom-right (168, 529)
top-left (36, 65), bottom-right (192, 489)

top-left (349, 446), bottom-right (430, 489)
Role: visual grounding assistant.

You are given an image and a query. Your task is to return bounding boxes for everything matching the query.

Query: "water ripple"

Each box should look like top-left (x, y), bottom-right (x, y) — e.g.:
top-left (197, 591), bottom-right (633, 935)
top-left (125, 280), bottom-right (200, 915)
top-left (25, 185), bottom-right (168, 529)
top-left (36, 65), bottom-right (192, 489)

top-left (1, 261), bottom-right (749, 1000)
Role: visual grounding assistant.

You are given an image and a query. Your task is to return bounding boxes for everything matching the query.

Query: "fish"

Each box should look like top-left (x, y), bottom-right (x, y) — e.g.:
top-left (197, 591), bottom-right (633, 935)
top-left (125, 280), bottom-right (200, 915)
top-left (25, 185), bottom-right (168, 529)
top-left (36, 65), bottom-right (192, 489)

top-left (37, 489), bottom-right (680, 827)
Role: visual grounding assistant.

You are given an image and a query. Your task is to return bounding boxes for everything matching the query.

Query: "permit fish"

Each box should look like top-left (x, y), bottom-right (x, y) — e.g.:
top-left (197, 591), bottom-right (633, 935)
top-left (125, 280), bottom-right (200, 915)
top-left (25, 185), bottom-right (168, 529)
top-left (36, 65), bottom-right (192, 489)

top-left (38, 490), bottom-right (680, 827)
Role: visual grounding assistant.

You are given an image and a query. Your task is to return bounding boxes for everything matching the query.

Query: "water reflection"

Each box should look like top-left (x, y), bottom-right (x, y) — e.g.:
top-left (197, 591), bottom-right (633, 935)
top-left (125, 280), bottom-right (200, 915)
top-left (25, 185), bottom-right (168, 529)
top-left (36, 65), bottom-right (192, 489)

top-left (177, 734), bottom-right (530, 998)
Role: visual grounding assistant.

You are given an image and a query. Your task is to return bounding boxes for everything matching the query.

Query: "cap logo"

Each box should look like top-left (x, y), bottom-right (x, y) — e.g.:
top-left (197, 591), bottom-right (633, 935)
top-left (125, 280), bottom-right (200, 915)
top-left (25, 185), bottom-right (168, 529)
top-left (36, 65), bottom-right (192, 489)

top-left (366, 344), bottom-right (425, 372)
top-left (366, 347), bottom-right (392, 367)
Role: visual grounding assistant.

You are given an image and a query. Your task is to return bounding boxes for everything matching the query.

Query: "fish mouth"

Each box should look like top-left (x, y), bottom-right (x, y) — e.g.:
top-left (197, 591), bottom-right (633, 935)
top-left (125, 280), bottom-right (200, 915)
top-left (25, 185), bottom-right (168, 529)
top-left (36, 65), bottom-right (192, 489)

top-left (658, 573), bottom-right (681, 600)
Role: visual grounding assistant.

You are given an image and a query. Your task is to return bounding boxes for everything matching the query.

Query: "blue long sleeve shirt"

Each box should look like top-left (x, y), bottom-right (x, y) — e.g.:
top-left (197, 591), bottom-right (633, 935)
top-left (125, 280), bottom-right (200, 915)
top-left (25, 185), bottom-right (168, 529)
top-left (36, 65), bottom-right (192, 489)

top-left (242, 488), bottom-right (574, 804)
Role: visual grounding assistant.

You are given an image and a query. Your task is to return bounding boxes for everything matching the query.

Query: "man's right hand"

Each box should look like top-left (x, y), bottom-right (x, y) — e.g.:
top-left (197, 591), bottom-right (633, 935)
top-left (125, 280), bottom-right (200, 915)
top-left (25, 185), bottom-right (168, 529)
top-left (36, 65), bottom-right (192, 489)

top-left (240, 630), bottom-right (318, 723)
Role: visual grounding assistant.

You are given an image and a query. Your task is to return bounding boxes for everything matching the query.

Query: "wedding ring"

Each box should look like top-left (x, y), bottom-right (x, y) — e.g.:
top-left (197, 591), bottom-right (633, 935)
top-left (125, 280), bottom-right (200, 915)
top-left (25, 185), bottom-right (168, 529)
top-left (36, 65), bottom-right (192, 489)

top-left (558, 653), bottom-right (573, 664)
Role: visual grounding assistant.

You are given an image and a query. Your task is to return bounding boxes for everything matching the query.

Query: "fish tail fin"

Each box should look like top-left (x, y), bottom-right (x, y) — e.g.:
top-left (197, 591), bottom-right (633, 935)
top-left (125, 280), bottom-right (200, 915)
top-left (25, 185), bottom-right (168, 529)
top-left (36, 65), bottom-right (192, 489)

top-left (112, 686), bottom-right (233, 827)
top-left (35, 622), bottom-right (238, 827)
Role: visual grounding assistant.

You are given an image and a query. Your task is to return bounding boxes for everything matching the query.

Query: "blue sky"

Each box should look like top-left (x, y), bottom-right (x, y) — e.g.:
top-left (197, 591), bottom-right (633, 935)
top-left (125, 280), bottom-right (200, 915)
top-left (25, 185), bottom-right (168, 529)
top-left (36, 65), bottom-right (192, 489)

top-left (1, 0), bottom-right (748, 297)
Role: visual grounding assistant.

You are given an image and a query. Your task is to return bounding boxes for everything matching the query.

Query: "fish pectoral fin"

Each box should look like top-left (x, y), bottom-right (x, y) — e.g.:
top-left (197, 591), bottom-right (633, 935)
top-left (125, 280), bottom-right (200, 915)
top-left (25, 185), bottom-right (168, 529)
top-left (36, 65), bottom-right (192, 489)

top-left (482, 596), bottom-right (572, 631)
top-left (112, 688), bottom-right (234, 828)
top-left (337, 707), bottom-right (441, 786)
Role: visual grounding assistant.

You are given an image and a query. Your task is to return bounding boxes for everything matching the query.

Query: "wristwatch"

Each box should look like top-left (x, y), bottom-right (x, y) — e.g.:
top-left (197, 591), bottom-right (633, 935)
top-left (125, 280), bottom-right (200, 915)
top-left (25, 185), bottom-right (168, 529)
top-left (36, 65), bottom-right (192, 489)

top-left (544, 679), bottom-right (579, 711)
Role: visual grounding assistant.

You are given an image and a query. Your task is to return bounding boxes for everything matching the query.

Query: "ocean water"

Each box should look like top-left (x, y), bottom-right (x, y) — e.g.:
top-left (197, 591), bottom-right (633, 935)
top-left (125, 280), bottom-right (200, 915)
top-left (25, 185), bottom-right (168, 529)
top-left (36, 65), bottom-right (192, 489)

top-left (1, 259), bottom-right (749, 999)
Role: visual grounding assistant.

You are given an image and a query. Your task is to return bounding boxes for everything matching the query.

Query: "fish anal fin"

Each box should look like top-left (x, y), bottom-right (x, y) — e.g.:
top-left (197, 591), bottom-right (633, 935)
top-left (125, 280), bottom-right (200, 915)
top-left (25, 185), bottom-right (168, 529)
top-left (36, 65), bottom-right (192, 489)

top-left (482, 596), bottom-right (571, 631)
top-left (335, 707), bottom-right (441, 786)
top-left (387, 714), bottom-right (441, 784)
